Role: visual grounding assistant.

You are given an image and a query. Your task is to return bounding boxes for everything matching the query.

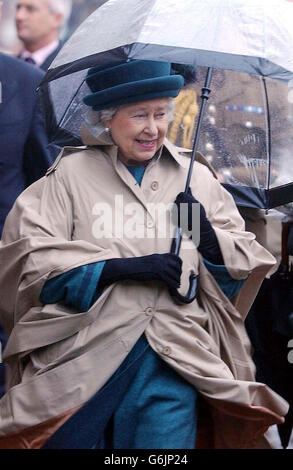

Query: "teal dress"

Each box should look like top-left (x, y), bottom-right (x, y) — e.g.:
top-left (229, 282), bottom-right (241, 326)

top-left (40, 165), bottom-right (244, 449)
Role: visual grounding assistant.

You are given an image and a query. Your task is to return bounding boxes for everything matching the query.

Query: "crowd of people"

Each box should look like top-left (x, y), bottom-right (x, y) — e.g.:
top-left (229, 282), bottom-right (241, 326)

top-left (0, 0), bottom-right (292, 450)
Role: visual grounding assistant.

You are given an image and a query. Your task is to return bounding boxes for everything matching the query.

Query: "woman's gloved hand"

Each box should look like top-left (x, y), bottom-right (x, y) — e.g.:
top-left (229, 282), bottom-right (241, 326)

top-left (99, 253), bottom-right (183, 290)
top-left (174, 188), bottom-right (224, 265)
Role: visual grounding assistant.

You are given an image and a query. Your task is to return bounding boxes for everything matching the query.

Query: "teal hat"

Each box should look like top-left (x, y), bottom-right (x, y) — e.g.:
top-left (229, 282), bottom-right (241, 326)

top-left (83, 60), bottom-right (184, 110)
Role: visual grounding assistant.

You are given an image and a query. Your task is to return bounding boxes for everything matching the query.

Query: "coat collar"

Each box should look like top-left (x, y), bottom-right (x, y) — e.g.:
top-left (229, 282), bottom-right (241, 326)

top-left (81, 123), bottom-right (217, 177)
top-left (81, 122), bottom-right (186, 166)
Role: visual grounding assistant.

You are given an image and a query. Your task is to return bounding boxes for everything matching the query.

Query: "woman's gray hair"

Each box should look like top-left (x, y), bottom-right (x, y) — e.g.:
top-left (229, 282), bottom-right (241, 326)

top-left (84, 99), bottom-right (175, 133)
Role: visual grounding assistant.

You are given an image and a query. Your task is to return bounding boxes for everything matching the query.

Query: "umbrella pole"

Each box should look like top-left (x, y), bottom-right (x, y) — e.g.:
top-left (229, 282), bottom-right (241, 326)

top-left (169, 67), bottom-right (213, 304)
top-left (172, 66), bottom-right (214, 257)
top-left (185, 67), bottom-right (214, 192)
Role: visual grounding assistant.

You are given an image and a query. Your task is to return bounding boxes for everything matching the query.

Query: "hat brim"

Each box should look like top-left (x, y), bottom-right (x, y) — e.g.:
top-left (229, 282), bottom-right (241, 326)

top-left (83, 75), bottom-right (184, 110)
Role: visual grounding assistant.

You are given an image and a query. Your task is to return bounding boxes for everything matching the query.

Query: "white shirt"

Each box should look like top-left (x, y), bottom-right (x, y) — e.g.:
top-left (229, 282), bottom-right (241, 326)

top-left (20, 40), bottom-right (59, 68)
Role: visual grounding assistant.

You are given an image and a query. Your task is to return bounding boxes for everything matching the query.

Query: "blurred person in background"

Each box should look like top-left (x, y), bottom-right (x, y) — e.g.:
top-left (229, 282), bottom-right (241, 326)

top-left (0, 0), bottom-right (56, 398)
top-left (16, 0), bottom-right (72, 70)
top-left (0, 0), bottom-right (104, 55)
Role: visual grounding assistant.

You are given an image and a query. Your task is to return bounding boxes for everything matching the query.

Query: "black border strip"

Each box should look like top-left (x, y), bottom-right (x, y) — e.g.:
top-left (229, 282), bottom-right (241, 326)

top-left (222, 184), bottom-right (267, 209)
top-left (41, 43), bottom-right (293, 85)
top-left (268, 182), bottom-right (293, 208)
top-left (223, 183), bottom-right (293, 209)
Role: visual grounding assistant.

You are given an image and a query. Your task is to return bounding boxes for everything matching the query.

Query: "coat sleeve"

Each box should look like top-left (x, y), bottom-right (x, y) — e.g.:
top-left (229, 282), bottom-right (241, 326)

top-left (203, 259), bottom-right (245, 298)
top-left (40, 262), bottom-right (105, 312)
top-left (0, 163), bottom-right (116, 334)
top-left (190, 164), bottom-right (276, 281)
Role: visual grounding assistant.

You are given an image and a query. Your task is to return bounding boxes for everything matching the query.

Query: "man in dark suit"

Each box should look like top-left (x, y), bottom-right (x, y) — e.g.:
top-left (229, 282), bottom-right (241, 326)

top-left (16, 0), bottom-right (72, 71)
top-left (0, 52), bottom-right (54, 235)
top-left (0, 0), bottom-right (57, 393)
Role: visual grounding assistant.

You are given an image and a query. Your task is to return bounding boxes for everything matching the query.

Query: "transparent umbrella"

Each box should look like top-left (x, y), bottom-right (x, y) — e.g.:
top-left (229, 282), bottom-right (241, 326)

top-left (46, 0), bottom-right (293, 81)
top-left (40, 0), bottom-right (293, 210)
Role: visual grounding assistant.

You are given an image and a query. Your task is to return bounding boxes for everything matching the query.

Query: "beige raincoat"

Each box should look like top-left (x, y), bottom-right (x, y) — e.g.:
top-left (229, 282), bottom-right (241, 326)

top-left (0, 128), bottom-right (288, 449)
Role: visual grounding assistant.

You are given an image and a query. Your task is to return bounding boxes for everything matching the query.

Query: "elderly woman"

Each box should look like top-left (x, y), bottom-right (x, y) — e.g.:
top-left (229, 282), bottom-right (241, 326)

top-left (0, 60), bottom-right (288, 450)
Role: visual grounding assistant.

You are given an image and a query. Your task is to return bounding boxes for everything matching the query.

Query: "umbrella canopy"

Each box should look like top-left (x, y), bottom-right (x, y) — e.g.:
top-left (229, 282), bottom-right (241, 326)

top-left (40, 0), bottom-right (293, 209)
top-left (46, 0), bottom-right (293, 82)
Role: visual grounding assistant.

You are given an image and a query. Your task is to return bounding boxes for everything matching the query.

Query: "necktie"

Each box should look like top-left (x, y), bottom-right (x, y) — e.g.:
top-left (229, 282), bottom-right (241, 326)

top-left (24, 56), bottom-right (36, 66)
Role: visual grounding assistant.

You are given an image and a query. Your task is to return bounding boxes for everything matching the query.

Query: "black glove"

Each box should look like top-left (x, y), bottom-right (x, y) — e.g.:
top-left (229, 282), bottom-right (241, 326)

top-left (174, 188), bottom-right (224, 265)
top-left (99, 253), bottom-right (183, 290)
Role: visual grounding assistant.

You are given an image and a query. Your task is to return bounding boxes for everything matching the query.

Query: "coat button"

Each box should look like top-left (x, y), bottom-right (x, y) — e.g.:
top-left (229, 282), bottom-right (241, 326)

top-left (145, 307), bottom-right (154, 316)
top-left (162, 346), bottom-right (172, 356)
top-left (151, 181), bottom-right (159, 191)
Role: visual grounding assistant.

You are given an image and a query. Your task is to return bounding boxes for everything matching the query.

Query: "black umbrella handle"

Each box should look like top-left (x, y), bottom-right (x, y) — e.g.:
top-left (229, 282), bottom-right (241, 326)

top-left (169, 227), bottom-right (198, 305)
top-left (168, 69), bottom-right (214, 305)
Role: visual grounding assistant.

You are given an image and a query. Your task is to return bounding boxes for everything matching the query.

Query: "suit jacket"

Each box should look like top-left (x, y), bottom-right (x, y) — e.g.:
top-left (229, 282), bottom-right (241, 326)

top-left (0, 53), bottom-right (55, 235)
top-left (40, 42), bottom-right (63, 71)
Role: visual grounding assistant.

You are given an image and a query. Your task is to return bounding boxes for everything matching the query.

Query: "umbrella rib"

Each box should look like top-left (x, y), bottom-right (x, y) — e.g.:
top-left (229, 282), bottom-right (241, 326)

top-left (53, 79), bottom-right (86, 141)
top-left (261, 77), bottom-right (272, 193)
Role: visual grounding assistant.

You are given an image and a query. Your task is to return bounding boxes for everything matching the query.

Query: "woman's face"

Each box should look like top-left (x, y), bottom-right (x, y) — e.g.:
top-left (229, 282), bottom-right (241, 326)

top-left (105, 98), bottom-right (170, 166)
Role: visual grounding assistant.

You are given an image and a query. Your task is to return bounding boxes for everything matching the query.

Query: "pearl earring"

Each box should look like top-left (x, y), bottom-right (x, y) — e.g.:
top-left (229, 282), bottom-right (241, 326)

top-left (105, 127), bottom-right (110, 132)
